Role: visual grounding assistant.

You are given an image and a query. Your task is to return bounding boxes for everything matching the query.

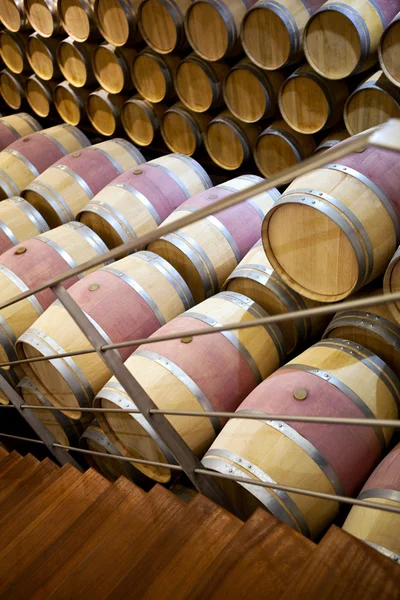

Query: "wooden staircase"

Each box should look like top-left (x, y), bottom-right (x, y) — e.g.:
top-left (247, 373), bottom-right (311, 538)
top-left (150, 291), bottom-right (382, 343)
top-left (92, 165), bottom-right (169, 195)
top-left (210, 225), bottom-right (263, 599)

top-left (0, 447), bottom-right (398, 599)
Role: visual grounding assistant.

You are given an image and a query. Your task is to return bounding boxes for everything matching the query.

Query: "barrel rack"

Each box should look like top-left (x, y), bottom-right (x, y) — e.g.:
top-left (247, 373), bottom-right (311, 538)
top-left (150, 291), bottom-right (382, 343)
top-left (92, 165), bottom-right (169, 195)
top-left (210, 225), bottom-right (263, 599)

top-left (1, 119), bottom-right (400, 522)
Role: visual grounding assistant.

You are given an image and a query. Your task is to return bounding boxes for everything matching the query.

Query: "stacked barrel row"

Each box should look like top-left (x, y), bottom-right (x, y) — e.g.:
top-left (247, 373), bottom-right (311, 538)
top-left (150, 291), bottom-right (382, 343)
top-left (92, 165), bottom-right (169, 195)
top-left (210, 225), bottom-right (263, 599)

top-left (2, 0), bottom-right (400, 176)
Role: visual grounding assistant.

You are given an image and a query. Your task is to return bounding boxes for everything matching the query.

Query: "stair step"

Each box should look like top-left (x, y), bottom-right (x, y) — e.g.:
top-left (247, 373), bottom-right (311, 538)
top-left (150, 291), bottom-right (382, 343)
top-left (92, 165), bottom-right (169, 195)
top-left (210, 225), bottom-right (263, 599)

top-left (280, 525), bottom-right (400, 600)
top-left (186, 507), bottom-right (315, 600)
top-left (108, 493), bottom-right (243, 600)
top-left (0, 451), bottom-right (23, 476)
top-left (0, 446), bottom-right (7, 459)
top-left (0, 454), bottom-right (39, 503)
top-left (5, 477), bottom-right (146, 600)
top-left (48, 484), bottom-right (187, 600)
top-left (0, 468), bottom-right (110, 593)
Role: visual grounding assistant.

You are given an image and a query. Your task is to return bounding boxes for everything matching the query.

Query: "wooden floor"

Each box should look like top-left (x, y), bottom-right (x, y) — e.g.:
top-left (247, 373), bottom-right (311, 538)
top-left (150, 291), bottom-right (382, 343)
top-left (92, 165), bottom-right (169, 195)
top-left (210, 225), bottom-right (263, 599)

top-left (0, 446), bottom-right (398, 599)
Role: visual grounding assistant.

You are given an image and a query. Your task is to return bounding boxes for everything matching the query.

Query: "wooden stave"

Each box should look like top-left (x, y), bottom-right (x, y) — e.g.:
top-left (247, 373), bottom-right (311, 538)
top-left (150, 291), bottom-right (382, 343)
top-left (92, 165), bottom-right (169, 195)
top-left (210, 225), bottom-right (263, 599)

top-left (56, 37), bottom-right (96, 88)
top-left (86, 88), bottom-right (128, 136)
top-left (93, 0), bottom-right (141, 46)
top-left (92, 43), bottom-right (135, 94)
top-left (0, 69), bottom-right (26, 110)
top-left (27, 32), bottom-right (61, 81)
top-left (175, 53), bottom-right (229, 113)
top-left (131, 47), bottom-right (179, 103)
top-left (57, 0), bottom-right (101, 42)
top-left (137, 0), bottom-right (191, 54)
top-left (379, 12), bottom-right (400, 88)
top-left (25, 74), bottom-right (56, 118)
top-left (0, 31), bottom-right (29, 74)
top-left (121, 95), bottom-right (167, 146)
top-left (54, 80), bottom-right (90, 126)
top-left (383, 245), bottom-right (400, 324)
top-left (0, 196), bottom-right (49, 255)
top-left (160, 102), bottom-right (211, 156)
top-left (24, 0), bottom-right (62, 37)
top-left (0, 112), bottom-right (42, 150)
top-left (0, 0), bottom-right (30, 32)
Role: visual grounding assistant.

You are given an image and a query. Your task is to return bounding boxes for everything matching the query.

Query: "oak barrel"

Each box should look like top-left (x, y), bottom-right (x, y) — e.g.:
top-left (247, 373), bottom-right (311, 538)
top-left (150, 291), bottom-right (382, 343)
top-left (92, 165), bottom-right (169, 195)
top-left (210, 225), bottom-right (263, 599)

top-left (95, 291), bottom-right (286, 483)
top-left (343, 443), bottom-right (400, 560)
top-left (86, 88), bottom-right (128, 137)
top-left (0, 69), bottom-right (26, 110)
top-left (16, 251), bottom-right (194, 419)
top-left (93, 0), bottom-right (141, 46)
top-left (25, 75), bottom-right (55, 118)
top-left (304, 0), bottom-right (400, 79)
top-left (203, 338), bottom-right (400, 536)
top-left (161, 102), bottom-right (211, 156)
top-left (262, 147), bottom-right (400, 302)
top-left (0, 124), bottom-right (90, 199)
top-left (314, 129), bottom-right (350, 154)
top-left (344, 70), bottom-right (400, 136)
top-left (223, 239), bottom-right (327, 353)
top-left (0, 113), bottom-right (42, 151)
top-left (205, 110), bottom-right (262, 170)
top-left (57, 37), bottom-right (96, 87)
top-left (175, 54), bottom-right (228, 113)
top-left (254, 120), bottom-right (316, 177)
top-left (279, 64), bottom-right (349, 134)
top-left (0, 196), bottom-right (49, 254)
top-left (131, 47), bottom-right (179, 103)
top-left (22, 138), bottom-right (145, 228)
top-left (383, 246), bottom-right (400, 324)
top-left (24, 0), bottom-right (62, 37)
top-left (379, 12), bottom-right (400, 87)
top-left (121, 95), bottom-right (167, 147)
top-left (138, 0), bottom-right (190, 54)
top-left (0, 31), bottom-right (29, 74)
top-left (0, 0), bottom-right (29, 32)
top-left (0, 366), bottom-right (20, 405)
top-left (54, 80), bottom-right (90, 126)
top-left (93, 43), bottom-right (135, 94)
top-left (241, 0), bottom-right (326, 70)
top-left (57, 0), bottom-right (100, 42)
top-left (77, 153), bottom-right (212, 250)
top-left (27, 32), bottom-right (60, 81)
top-left (147, 175), bottom-right (280, 302)
top-left (224, 59), bottom-right (284, 123)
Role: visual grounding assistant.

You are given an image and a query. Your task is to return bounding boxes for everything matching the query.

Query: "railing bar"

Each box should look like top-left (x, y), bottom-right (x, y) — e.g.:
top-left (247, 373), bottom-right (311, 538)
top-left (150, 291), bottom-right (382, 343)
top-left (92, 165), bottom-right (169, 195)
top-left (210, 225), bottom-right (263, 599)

top-left (0, 432), bottom-right (46, 445)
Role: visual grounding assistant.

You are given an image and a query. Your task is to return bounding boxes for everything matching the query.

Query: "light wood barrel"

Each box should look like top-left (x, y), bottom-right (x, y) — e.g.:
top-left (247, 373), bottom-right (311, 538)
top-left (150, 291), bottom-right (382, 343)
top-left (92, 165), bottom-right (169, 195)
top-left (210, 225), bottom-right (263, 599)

top-left (343, 443), bottom-right (400, 560)
top-left (16, 251), bottom-right (194, 419)
top-left (26, 75), bottom-right (56, 118)
top-left (344, 70), bottom-right (400, 135)
top-left (24, 0), bottom-right (62, 37)
top-left (203, 338), bottom-right (400, 535)
top-left (279, 64), bottom-right (349, 134)
top-left (205, 110), bottom-right (262, 170)
top-left (161, 102), bottom-right (211, 156)
top-left (0, 221), bottom-right (110, 369)
top-left (77, 153), bottom-right (212, 250)
top-left (241, 0), bottom-right (325, 70)
top-left (22, 139), bottom-right (145, 228)
top-left (175, 54), bottom-right (229, 113)
top-left (184, 0), bottom-right (258, 61)
top-left (0, 113), bottom-right (42, 151)
top-left (254, 120), bottom-right (316, 177)
top-left (0, 0), bottom-right (29, 32)
top-left (0, 31), bottom-right (29, 74)
top-left (54, 80), bottom-right (90, 126)
top-left (0, 366), bottom-right (21, 405)
top-left (131, 47), bottom-right (179, 103)
top-left (94, 0), bottom-right (141, 46)
top-left (86, 88), bottom-right (128, 137)
top-left (57, 37), bottom-right (96, 87)
top-left (304, 0), bottom-right (400, 80)
top-left (383, 246), bottom-right (400, 324)
top-left (0, 69), bottom-right (26, 110)
top-left (379, 12), bottom-right (400, 87)
top-left (314, 129), bottom-right (350, 154)
top-left (0, 124), bottom-right (90, 200)
top-left (121, 95), bottom-right (167, 147)
top-left (0, 196), bottom-right (49, 254)
top-left (57, 0), bottom-right (100, 42)
top-left (27, 33), bottom-right (60, 81)
top-left (148, 176), bottom-right (280, 302)
top-left (138, 0), bottom-right (190, 53)
top-left (223, 239), bottom-right (327, 354)
top-left (95, 291), bottom-right (286, 483)
top-left (262, 147), bottom-right (400, 302)
top-left (93, 43), bottom-right (135, 94)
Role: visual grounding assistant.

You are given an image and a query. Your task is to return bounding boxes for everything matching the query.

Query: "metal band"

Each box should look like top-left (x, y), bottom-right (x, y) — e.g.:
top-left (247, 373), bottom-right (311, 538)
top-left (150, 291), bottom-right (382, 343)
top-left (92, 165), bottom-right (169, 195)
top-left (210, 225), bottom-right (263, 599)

top-left (263, 127), bottom-right (304, 162)
top-left (364, 541), bottom-right (400, 564)
top-left (66, 221), bottom-right (111, 262)
top-left (135, 348), bottom-right (221, 435)
top-left (0, 264), bottom-right (43, 316)
top-left (359, 488), bottom-right (400, 503)
top-left (38, 131), bottom-right (69, 156)
top-left (38, 235), bottom-right (81, 277)
top-left (247, 1), bottom-right (300, 61)
top-left (287, 70), bottom-right (335, 127)
top-left (82, 310), bottom-right (113, 345)
top-left (148, 161), bottom-right (191, 198)
top-left (180, 55), bottom-right (221, 103)
top-left (113, 181), bottom-right (162, 225)
top-left (55, 163), bottom-right (94, 199)
top-left (0, 168), bottom-right (20, 196)
top-left (103, 266), bottom-right (166, 326)
top-left (14, 198), bottom-right (49, 233)
top-left (229, 61), bottom-right (273, 117)
top-left (110, 138), bottom-right (145, 164)
top-left (202, 449), bottom-right (310, 536)
top-left (81, 426), bottom-right (122, 456)
top-left (212, 114), bottom-right (251, 162)
top-left (4, 148), bottom-right (40, 177)
top-left (325, 311), bottom-right (400, 352)
top-left (164, 105), bottom-right (203, 150)
top-left (316, 139), bottom-right (342, 152)
top-left (169, 153), bottom-right (212, 190)
top-left (0, 220), bottom-right (18, 245)
top-left (123, 98), bottom-right (160, 136)
top-left (348, 79), bottom-right (400, 113)
top-left (79, 201), bottom-right (137, 245)
top-left (93, 145), bottom-right (123, 174)
top-left (24, 180), bottom-right (75, 223)
top-left (0, 313), bottom-right (18, 361)
top-left (22, 113), bottom-right (42, 131)
top-left (367, 0), bottom-right (387, 27)
top-left (0, 118), bottom-right (20, 139)
top-left (190, 0), bottom-right (236, 49)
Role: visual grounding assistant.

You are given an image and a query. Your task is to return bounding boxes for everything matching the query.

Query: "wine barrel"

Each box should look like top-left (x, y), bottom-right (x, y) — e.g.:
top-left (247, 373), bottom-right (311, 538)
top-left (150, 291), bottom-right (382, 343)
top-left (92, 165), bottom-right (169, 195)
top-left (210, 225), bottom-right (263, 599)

top-left (314, 129), bottom-right (350, 154)
top-left (94, 0), bottom-right (141, 46)
top-left (148, 176), bottom-right (280, 302)
top-left (279, 64), bottom-right (349, 134)
top-left (241, 0), bottom-right (325, 69)
top-left (175, 54), bottom-right (228, 113)
top-left (304, 0), bottom-right (400, 80)
top-left (131, 47), bottom-right (179, 103)
top-left (0, 366), bottom-right (21, 406)
top-left (95, 291), bottom-right (286, 483)
top-left (77, 153), bottom-right (212, 250)
top-left (184, 0), bottom-right (258, 61)
top-left (223, 59), bottom-right (283, 123)
top-left (0, 124), bottom-right (90, 200)
top-left (379, 12), bottom-right (400, 87)
top-left (138, 0), bottom-right (190, 54)
top-left (344, 70), bottom-right (400, 136)
top-left (0, 221), bottom-right (110, 368)
top-left (343, 443), bottom-right (400, 561)
top-left (26, 75), bottom-right (56, 118)
top-left (93, 43), bottom-right (135, 94)
top-left (22, 139), bottom-right (145, 228)
top-left (57, 0), bottom-right (100, 42)
top-left (57, 37), bottom-right (96, 88)
top-left (86, 88), bottom-right (128, 137)
top-left (262, 146), bottom-right (400, 302)
top-left (0, 196), bottom-right (49, 254)
top-left (203, 338), bottom-right (400, 535)
top-left (24, 0), bottom-right (62, 37)
top-left (121, 95), bottom-right (167, 147)
top-left (0, 31), bottom-right (29, 74)
top-left (161, 103), bottom-right (211, 156)
top-left (0, 0), bottom-right (29, 32)
top-left (27, 33), bottom-right (60, 81)
top-left (223, 239), bottom-right (327, 353)
top-left (205, 110), bottom-right (262, 170)
top-left (384, 247), bottom-right (400, 325)
top-left (16, 251), bottom-right (194, 419)
top-left (54, 80), bottom-right (89, 126)
top-left (254, 120), bottom-right (316, 177)
top-left (0, 113), bottom-right (42, 151)
top-left (0, 70), bottom-right (26, 110)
